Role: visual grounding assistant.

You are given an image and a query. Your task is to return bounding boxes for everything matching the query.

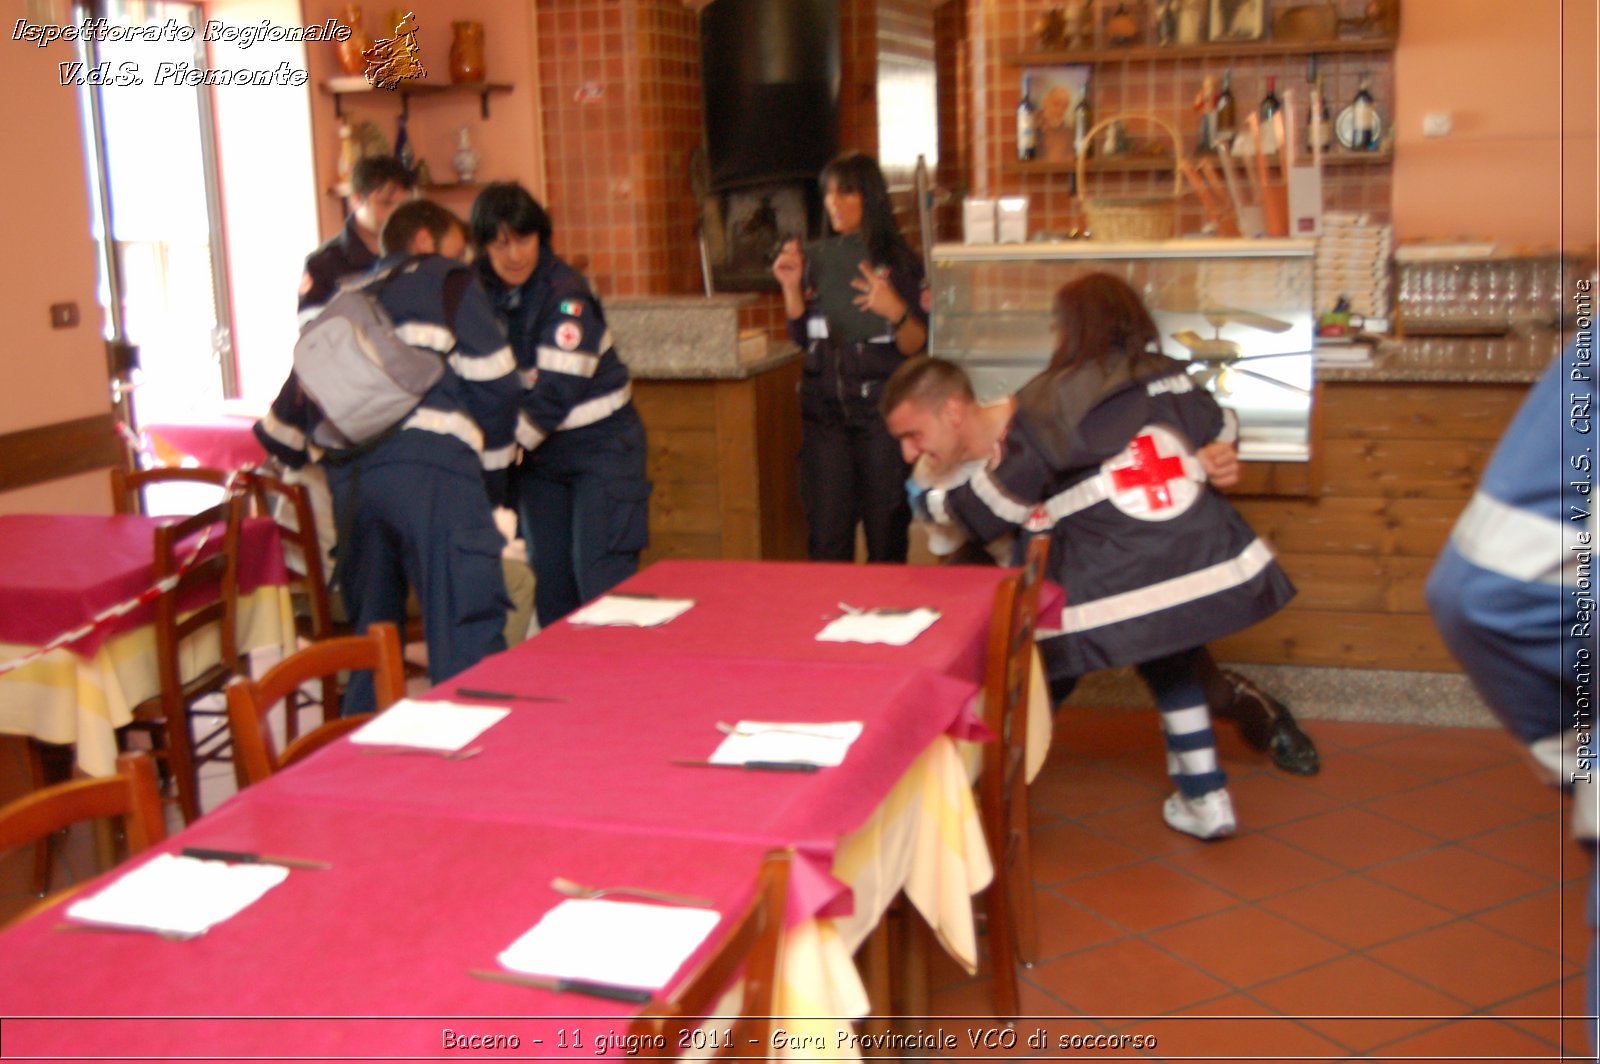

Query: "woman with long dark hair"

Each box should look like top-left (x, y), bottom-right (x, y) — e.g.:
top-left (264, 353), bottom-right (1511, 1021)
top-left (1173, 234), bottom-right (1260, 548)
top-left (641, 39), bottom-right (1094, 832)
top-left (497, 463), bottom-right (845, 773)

top-left (911, 272), bottom-right (1297, 838)
top-left (771, 151), bottom-right (928, 562)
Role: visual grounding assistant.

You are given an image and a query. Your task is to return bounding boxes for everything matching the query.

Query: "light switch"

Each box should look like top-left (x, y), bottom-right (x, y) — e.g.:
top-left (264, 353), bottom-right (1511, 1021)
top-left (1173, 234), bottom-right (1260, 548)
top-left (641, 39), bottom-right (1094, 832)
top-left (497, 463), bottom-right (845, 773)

top-left (1423, 112), bottom-right (1453, 138)
top-left (50, 302), bottom-right (79, 329)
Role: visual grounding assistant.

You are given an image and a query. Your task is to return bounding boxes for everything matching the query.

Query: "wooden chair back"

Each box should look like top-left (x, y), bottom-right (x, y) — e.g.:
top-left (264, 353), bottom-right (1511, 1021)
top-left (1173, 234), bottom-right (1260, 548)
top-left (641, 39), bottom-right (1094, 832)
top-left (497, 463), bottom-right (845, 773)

top-left (243, 471), bottom-right (335, 641)
top-left (977, 532), bottom-right (1050, 1015)
top-left (0, 752), bottom-right (165, 929)
top-left (135, 493), bottom-right (244, 824)
top-left (111, 464), bottom-right (255, 516)
top-left (225, 622), bottom-right (405, 789)
top-left (630, 849), bottom-right (791, 1057)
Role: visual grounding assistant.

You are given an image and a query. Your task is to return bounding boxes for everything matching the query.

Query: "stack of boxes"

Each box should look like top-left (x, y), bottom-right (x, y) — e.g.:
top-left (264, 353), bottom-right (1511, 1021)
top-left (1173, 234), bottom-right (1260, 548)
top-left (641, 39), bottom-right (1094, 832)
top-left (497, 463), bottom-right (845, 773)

top-left (1315, 212), bottom-right (1394, 325)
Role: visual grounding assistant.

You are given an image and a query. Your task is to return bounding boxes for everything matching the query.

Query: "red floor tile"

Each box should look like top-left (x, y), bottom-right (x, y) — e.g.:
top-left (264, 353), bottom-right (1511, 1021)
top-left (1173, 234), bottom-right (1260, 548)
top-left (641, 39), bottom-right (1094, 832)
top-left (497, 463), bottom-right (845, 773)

top-left (1473, 890), bottom-right (1574, 961)
top-left (1077, 802), bottom-right (1217, 860)
top-left (1267, 806), bottom-right (1444, 870)
top-left (1370, 845), bottom-right (1553, 915)
top-left (1359, 726), bottom-right (1523, 781)
top-left (1458, 761), bottom-right (1571, 816)
top-left (1303, 719), bottom-right (1431, 752)
top-left (1146, 906), bottom-right (1346, 987)
top-left (1058, 862), bottom-right (1239, 933)
top-left (1369, 919), bottom-right (1577, 1008)
top-left (1259, 875), bottom-right (1455, 949)
top-left (1165, 832), bottom-right (1345, 901)
top-left (1250, 954), bottom-right (1471, 1052)
top-left (1224, 770), bottom-right (1345, 830)
top-left (1027, 888), bottom-right (1126, 961)
top-left (1025, 937), bottom-right (1229, 1018)
top-left (1281, 748), bottom-right (1431, 804)
top-left (1464, 816), bottom-right (1578, 880)
top-left (1117, 996), bottom-right (1354, 1060)
top-left (1029, 761), bottom-right (1165, 819)
top-left (1375, 1015), bottom-right (1567, 1058)
top-left (1028, 819), bottom-right (1149, 884)
top-left (1492, 981), bottom-right (1597, 1058)
top-left (1367, 777), bottom-right (1543, 841)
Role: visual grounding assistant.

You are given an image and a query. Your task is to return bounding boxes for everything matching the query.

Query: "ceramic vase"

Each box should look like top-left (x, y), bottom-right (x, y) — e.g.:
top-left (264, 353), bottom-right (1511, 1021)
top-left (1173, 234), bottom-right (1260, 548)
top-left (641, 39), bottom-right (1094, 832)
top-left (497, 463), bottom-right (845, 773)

top-left (452, 126), bottom-right (480, 184)
top-left (335, 4), bottom-right (371, 76)
top-left (449, 21), bottom-right (486, 83)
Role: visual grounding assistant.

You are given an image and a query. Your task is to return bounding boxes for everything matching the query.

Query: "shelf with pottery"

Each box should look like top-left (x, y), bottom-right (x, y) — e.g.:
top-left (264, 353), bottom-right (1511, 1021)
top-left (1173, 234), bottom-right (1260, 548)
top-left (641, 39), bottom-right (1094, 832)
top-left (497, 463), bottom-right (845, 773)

top-left (1004, 34), bottom-right (1396, 67)
top-left (1002, 149), bottom-right (1390, 176)
top-left (321, 78), bottom-right (514, 119)
top-left (325, 180), bottom-right (495, 200)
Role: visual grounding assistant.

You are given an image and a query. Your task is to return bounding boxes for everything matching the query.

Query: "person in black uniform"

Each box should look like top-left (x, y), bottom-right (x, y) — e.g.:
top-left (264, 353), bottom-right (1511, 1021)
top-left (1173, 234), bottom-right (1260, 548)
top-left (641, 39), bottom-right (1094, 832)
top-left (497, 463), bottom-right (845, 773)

top-left (299, 155), bottom-right (416, 314)
top-left (771, 151), bottom-right (929, 563)
top-left (255, 200), bottom-right (521, 713)
top-left (469, 183), bottom-right (650, 627)
top-left (906, 275), bottom-right (1300, 839)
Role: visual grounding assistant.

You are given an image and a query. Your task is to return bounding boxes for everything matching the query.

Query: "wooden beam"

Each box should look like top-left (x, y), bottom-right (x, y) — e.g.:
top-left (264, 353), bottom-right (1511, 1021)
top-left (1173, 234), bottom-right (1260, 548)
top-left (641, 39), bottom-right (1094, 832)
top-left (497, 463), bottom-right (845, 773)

top-left (0, 414), bottom-right (123, 494)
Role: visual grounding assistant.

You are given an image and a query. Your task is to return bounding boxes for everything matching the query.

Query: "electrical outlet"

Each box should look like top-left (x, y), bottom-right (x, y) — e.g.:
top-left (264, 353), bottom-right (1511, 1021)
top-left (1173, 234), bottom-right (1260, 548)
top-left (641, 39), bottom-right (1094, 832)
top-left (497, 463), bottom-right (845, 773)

top-left (49, 302), bottom-right (79, 329)
top-left (1423, 112), bottom-right (1453, 138)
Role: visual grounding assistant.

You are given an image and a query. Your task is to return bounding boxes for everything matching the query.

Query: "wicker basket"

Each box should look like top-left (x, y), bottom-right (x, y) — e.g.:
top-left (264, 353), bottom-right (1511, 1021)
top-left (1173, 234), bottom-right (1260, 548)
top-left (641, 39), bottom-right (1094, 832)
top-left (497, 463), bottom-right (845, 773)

top-left (1077, 113), bottom-right (1182, 241)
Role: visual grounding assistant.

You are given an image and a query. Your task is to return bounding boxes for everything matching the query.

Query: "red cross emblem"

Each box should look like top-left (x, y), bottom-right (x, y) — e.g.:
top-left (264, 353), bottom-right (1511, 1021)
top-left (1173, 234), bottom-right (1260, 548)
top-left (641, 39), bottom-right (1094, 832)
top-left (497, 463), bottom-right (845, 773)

top-left (1110, 434), bottom-right (1187, 510)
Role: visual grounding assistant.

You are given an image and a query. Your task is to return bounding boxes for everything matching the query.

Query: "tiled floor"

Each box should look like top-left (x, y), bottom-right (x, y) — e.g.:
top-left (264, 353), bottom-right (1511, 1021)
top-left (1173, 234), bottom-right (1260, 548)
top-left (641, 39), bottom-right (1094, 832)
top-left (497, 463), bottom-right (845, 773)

top-left (922, 708), bottom-right (1596, 1061)
top-left (4, 707), bottom-right (1594, 1060)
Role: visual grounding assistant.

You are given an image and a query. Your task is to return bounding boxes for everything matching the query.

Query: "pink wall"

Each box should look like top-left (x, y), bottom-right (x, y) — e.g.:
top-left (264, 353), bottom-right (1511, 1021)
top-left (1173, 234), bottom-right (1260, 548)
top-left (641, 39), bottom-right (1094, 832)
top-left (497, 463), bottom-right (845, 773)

top-left (1393, 0), bottom-right (1597, 248)
top-left (0, 30), bottom-right (116, 514)
top-left (299, 0), bottom-right (547, 240)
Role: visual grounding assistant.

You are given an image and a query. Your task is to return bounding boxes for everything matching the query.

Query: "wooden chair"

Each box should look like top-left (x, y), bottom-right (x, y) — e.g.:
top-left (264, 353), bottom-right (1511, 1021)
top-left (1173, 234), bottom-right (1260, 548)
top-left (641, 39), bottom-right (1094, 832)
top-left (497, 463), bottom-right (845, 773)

top-left (225, 622), bottom-right (405, 789)
top-left (630, 849), bottom-right (791, 1058)
top-left (111, 464), bottom-right (246, 516)
top-left (120, 494), bottom-right (245, 825)
top-left (0, 752), bottom-right (165, 929)
top-left (977, 533), bottom-right (1050, 1016)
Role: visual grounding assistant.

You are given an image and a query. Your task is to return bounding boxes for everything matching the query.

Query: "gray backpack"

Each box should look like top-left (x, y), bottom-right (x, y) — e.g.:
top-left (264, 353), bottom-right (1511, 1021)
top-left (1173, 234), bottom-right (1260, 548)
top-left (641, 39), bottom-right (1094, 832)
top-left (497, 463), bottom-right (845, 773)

top-left (293, 266), bottom-right (445, 449)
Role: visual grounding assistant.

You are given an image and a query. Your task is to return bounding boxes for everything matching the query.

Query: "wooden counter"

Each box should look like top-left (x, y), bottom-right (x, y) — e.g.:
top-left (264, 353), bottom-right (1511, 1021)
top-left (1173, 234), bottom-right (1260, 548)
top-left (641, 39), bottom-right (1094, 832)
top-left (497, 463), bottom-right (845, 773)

top-left (1213, 332), bottom-right (1558, 671)
top-left (632, 354), bottom-right (807, 563)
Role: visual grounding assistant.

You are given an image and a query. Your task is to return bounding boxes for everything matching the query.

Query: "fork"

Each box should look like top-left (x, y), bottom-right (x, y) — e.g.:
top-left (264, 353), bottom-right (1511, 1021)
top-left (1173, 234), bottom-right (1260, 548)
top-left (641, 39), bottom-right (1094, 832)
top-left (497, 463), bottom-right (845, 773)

top-left (549, 877), bottom-right (713, 908)
top-left (359, 745), bottom-right (484, 760)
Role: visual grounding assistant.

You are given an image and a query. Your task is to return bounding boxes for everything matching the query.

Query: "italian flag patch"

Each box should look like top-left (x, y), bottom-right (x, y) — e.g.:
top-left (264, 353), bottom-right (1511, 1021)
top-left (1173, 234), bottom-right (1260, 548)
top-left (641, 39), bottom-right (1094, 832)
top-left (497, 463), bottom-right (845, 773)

top-left (559, 299), bottom-right (583, 317)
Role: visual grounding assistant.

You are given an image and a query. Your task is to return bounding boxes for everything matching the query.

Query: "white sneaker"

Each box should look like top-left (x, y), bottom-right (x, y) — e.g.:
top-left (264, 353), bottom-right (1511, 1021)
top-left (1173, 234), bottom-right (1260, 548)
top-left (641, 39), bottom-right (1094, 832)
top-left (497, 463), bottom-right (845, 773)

top-left (1163, 788), bottom-right (1237, 840)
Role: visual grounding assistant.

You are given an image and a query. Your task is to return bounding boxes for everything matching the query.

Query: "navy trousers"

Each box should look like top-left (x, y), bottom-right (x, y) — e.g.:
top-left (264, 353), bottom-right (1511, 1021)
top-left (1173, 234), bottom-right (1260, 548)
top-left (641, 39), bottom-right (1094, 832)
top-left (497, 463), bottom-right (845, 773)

top-left (512, 405), bottom-right (651, 627)
top-left (326, 430), bottom-right (510, 713)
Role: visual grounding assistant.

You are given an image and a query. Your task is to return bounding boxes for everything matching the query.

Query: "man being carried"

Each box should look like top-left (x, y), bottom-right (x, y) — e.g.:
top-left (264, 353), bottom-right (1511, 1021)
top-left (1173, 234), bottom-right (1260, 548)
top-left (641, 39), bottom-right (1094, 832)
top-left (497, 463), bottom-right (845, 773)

top-left (883, 355), bottom-right (1318, 774)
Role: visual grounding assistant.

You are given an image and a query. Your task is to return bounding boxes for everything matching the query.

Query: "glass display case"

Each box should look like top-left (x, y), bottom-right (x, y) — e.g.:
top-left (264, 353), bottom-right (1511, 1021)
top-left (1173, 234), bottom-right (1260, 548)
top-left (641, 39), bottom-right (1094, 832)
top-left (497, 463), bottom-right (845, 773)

top-left (929, 239), bottom-right (1317, 461)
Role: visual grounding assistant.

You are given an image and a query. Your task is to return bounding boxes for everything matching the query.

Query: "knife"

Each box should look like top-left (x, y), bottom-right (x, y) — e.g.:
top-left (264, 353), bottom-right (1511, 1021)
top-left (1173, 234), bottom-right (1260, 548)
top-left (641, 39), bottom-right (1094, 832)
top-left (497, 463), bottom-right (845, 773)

top-left (671, 758), bottom-right (821, 773)
top-left (455, 687), bottom-right (569, 704)
top-left (468, 968), bottom-right (653, 1003)
top-left (180, 847), bottom-right (331, 871)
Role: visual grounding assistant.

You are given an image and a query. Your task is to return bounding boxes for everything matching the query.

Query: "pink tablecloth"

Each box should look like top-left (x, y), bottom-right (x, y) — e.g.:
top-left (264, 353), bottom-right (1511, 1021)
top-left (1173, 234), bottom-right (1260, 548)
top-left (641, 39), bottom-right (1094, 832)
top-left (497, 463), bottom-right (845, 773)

top-left (263, 654), bottom-right (979, 879)
top-left (142, 416), bottom-right (267, 471)
top-left (0, 514), bottom-right (288, 656)
top-left (523, 560), bottom-right (1062, 685)
top-left (0, 797), bottom-right (804, 1058)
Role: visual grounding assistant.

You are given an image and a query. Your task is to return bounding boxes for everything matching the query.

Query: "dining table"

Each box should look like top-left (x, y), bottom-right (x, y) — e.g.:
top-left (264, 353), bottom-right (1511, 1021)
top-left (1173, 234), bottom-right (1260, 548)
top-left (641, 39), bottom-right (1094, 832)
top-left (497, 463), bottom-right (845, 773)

top-left (0, 796), bottom-right (824, 1059)
top-left (0, 557), bottom-right (1053, 1058)
top-left (0, 513), bottom-right (295, 776)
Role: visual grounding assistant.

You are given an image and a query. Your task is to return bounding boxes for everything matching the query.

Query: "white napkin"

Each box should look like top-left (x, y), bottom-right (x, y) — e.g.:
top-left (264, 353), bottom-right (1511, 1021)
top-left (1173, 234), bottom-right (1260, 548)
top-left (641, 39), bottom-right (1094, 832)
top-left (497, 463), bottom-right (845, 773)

top-left (816, 607), bottom-right (940, 646)
top-left (348, 699), bottom-right (509, 751)
top-left (497, 898), bottom-right (721, 989)
top-left (567, 594), bottom-right (695, 628)
top-left (711, 720), bottom-right (864, 767)
top-left (65, 853), bottom-right (288, 937)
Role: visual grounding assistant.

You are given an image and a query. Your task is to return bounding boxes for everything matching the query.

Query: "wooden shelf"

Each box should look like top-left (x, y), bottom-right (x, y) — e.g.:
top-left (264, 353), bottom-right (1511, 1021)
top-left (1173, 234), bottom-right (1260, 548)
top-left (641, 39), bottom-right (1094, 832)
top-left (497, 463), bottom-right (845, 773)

top-left (1006, 35), bottom-right (1396, 66)
top-left (1003, 150), bottom-right (1393, 176)
top-left (321, 80), bottom-right (513, 119)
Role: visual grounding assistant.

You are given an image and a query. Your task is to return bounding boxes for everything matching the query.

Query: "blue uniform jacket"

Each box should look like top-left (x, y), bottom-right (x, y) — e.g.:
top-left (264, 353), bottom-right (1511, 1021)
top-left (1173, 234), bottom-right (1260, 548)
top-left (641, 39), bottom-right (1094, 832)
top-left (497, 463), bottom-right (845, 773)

top-left (476, 244), bottom-right (633, 452)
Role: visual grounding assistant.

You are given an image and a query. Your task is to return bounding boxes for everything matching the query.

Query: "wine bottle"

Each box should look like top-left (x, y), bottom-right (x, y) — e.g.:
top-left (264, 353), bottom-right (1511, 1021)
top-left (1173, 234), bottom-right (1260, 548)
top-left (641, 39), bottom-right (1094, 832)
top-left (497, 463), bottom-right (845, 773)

top-left (1215, 69), bottom-right (1237, 142)
top-left (1309, 72), bottom-right (1333, 153)
top-left (1073, 87), bottom-right (1094, 159)
top-left (1016, 73), bottom-right (1039, 162)
top-left (1258, 74), bottom-right (1282, 153)
top-left (1351, 71), bottom-right (1380, 151)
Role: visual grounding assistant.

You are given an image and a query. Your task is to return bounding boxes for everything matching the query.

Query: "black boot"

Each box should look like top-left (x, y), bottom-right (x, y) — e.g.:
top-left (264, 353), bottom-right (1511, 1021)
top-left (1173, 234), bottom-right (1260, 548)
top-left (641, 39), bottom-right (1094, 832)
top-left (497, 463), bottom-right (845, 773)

top-left (1218, 669), bottom-right (1320, 775)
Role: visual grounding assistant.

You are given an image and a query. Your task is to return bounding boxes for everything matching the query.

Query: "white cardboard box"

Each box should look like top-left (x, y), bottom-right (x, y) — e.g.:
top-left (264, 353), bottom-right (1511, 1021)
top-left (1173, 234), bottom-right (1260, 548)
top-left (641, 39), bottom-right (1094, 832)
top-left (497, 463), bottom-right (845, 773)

top-left (963, 197), bottom-right (996, 244)
top-left (997, 197), bottom-right (1029, 243)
